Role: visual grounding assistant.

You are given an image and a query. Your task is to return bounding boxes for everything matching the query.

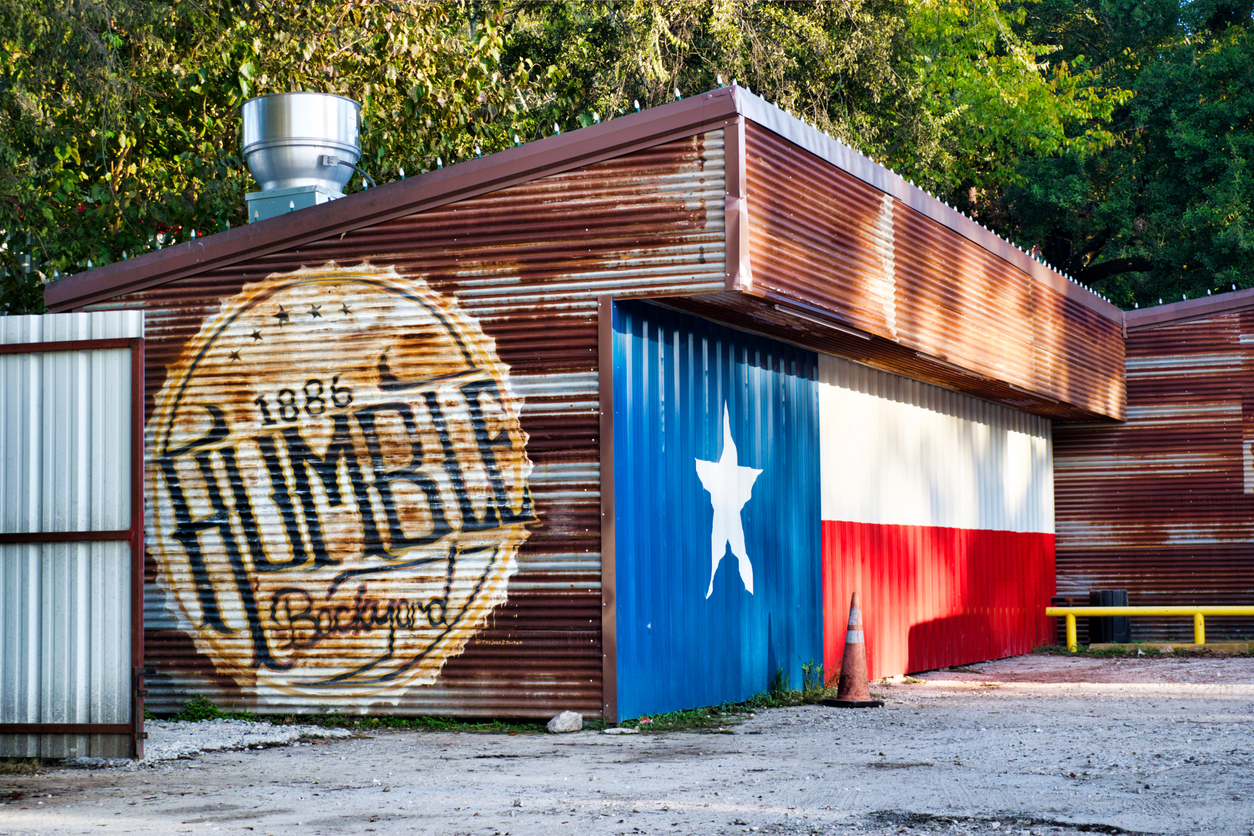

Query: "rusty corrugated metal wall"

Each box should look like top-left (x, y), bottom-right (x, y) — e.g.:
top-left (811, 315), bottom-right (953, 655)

top-left (1055, 306), bottom-right (1254, 642)
top-left (101, 131), bottom-right (725, 717)
top-left (40, 85), bottom-right (1145, 717)
top-left (741, 123), bottom-right (1125, 422)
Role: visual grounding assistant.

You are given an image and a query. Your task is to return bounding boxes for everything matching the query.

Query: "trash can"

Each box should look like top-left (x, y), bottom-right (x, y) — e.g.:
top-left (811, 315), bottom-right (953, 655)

top-left (1088, 589), bottom-right (1131, 644)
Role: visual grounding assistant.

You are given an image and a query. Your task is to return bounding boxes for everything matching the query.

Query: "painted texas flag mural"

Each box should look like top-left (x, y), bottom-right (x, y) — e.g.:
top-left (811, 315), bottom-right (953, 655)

top-left (818, 354), bottom-right (1056, 680)
top-left (611, 301), bottom-right (820, 722)
top-left (611, 300), bottom-right (1053, 720)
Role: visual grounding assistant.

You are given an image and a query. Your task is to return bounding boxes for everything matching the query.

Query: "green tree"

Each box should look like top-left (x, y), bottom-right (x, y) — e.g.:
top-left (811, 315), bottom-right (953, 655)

top-left (902, 0), bottom-right (1127, 198)
top-left (503, 0), bottom-right (918, 153)
top-left (1002, 0), bottom-right (1254, 307)
top-left (0, 0), bottom-right (550, 313)
top-left (1, 0), bottom-right (1146, 314)
top-left (503, 1), bottom-right (1127, 199)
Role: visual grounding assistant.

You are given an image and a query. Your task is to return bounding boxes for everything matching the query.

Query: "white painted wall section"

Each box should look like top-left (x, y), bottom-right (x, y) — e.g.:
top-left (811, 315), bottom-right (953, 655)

top-left (819, 354), bottom-right (1053, 533)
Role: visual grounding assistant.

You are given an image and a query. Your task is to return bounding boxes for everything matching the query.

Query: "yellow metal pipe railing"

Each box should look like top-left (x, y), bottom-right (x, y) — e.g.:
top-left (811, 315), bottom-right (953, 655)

top-left (1044, 606), bottom-right (1254, 653)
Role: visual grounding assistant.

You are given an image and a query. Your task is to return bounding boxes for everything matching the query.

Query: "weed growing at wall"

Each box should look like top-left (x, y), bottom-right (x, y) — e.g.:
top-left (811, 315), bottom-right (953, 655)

top-left (618, 662), bottom-right (838, 733)
top-left (172, 695), bottom-right (258, 723)
top-left (0, 759), bottom-right (44, 775)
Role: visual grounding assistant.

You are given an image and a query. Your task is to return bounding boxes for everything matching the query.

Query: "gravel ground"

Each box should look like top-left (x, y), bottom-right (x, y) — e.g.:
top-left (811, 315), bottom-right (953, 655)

top-left (61, 720), bottom-right (354, 769)
top-left (3, 654), bottom-right (1253, 836)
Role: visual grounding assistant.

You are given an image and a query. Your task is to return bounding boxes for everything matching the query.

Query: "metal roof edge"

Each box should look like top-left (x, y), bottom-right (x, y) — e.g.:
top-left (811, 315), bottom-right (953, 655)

top-left (46, 82), bottom-right (1120, 325)
top-left (730, 91), bottom-right (1124, 323)
top-left (46, 88), bottom-right (742, 311)
top-left (651, 291), bottom-right (1121, 423)
top-left (1124, 288), bottom-right (1254, 331)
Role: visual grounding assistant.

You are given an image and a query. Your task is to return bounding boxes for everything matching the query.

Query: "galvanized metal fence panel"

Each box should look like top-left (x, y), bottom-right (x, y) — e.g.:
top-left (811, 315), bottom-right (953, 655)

top-left (0, 311), bottom-right (144, 758)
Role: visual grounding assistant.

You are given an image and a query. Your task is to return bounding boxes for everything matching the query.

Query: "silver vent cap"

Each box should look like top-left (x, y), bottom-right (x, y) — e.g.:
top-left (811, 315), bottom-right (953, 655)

top-left (241, 92), bottom-right (361, 194)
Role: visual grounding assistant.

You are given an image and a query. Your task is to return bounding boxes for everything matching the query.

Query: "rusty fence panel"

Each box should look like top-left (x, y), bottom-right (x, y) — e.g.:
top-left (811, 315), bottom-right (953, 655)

top-left (1055, 308), bottom-right (1254, 642)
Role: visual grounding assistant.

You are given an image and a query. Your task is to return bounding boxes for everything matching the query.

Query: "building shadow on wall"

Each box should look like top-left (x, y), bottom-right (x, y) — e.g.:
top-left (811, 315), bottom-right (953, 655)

top-left (907, 611), bottom-right (995, 674)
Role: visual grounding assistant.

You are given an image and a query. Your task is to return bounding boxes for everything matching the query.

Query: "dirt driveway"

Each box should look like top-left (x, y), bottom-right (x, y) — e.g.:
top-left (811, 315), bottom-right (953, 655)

top-left (4, 654), bottom-right (1253, 836)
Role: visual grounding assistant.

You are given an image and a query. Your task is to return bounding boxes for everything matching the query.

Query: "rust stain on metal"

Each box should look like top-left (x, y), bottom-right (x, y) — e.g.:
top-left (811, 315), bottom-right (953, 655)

top-left (1054, 307), bottom-right (1254, 641)
top-left (112, 131), bottom-right (724, 715)
top-left (741, 123), bottom-right (1124, 421)
top-left (661, 293), bottom-right (1117, 423)
top-left (147, 263), bottom-right (534, 699)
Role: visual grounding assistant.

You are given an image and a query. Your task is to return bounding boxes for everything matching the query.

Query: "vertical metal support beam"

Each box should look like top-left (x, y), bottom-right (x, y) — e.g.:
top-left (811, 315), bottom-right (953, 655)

top-left (597, 295), bottom-right (618, 724)
top-left (128, 336), bottom-right (146, 760)
top-left (1065, 614), bottom-right (1078, 653)
top-left (1194, 613), bottom-right (1205, 646)
top-left (723, 116), bottom-right (751, 293)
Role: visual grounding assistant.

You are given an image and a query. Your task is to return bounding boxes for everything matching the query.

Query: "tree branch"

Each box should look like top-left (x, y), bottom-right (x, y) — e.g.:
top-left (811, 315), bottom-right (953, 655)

top-left (1079, 255), bottom-right (1154, 284)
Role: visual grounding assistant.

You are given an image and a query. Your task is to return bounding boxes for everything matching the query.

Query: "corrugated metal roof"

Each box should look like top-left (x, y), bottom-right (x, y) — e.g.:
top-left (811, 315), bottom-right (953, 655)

top-left (740, 123), bottom-right (1125, 421)
top-left (657, 294), bottom-right (1117, 422)
top-left (1125, 288), bottom-right (1254, 332)
top-left (47, 85), bottom-right (1117, 323)
top-left (48, 85), bottom-right (1125, 419)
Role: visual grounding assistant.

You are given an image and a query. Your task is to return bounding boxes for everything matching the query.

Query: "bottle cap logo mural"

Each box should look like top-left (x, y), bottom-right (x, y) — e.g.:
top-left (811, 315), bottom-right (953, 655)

top-left (147, 263), bottom-right (533, 700)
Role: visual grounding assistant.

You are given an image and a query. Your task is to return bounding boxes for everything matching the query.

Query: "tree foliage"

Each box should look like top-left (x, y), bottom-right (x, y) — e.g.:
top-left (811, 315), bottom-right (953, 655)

top-left (501, 0), bottom-right (1126, 196)
top-left (903, 0), bottom-right (1127, 196)
top-left (0, 0), bottom-right (548, 312)
top-left (504, 1), bottom-right (916, 149)
top-left (1002, 0), bottom-right (1254, 306)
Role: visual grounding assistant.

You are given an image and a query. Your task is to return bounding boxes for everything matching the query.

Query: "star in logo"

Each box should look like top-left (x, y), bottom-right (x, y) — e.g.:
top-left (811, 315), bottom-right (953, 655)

top-left (695, 402), bottom-right (763, 599)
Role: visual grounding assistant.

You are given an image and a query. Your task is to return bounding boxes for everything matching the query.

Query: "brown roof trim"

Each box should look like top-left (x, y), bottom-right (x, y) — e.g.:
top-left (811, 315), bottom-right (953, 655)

top-left (1124, 287), bottom-right (1254, 331)
top-left (47, 89), bottom-right (742, 310)
top-left (722, 115), bottom-right (750, 294)
top-left (596, 294), bottom-right (619, 723)
top-left (47, 83), bottom-right (1121, 324)
top-left (735, 95), bottom-right (1123, 322)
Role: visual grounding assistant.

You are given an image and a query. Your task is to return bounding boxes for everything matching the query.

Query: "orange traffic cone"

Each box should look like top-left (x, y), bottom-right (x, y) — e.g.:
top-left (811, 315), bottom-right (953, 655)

top-left (822, 592), bottom-right (884, 708)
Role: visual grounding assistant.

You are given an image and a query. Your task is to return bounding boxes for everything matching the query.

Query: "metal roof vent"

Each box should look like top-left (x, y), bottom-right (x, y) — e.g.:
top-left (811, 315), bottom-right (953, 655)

top-left (241, 92), bottom-right (370, 223)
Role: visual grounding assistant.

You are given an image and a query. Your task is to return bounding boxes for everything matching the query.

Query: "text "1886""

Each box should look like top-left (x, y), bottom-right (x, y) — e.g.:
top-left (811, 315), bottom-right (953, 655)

top-left (254, 376), bottom-right (353, 425)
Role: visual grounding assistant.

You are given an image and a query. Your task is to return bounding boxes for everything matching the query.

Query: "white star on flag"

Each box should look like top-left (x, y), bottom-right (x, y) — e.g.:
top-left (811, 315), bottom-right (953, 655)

top-left (695, 403), bottom-right (763, 599)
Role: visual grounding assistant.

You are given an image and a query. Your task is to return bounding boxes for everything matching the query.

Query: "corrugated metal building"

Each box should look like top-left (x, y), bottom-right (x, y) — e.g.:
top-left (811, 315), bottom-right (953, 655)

top-left (40, 86), bottom-right (1126, 721)
top-left (1055, 293), bottom-right (1254, 643)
